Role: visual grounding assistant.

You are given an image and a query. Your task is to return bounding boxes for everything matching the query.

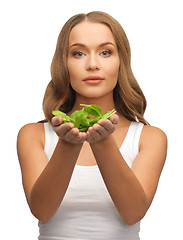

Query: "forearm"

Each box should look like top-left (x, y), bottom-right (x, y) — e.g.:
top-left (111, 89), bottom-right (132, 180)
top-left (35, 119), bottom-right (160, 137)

top-left (90, 136), bottom-right (148, 225)
top-left (29, 139), bottom-right (82, 223)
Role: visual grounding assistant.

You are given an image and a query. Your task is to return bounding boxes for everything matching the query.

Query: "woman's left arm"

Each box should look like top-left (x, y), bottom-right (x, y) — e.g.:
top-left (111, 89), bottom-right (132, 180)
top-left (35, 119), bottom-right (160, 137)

top-left (87, 117), bottom-right (167, 225)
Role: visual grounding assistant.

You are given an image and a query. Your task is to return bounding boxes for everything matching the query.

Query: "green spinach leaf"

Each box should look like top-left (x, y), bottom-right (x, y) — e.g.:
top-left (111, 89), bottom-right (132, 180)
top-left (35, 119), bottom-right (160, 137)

top-left (52, 104), bottom-right (116, 132)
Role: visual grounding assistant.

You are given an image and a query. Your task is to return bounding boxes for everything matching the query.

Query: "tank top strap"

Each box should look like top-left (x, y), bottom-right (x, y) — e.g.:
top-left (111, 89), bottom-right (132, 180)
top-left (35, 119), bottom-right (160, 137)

top-left (44, 122), bottom-right (58, 160)
top-left (130, 121), bottom-right (144, 157)
top-left (120, 121), bottom-right (144, 167)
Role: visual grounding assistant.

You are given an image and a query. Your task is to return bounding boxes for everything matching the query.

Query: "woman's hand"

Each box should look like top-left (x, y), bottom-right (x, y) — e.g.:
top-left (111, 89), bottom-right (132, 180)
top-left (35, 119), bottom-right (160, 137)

top-left (86, 114), bottom-right (119, 144)
top-left (51, 116), bottom-right (87, 144)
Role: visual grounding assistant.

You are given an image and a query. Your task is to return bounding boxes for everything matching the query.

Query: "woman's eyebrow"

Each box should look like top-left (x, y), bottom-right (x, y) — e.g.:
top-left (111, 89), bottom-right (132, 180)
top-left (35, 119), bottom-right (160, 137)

top-left (69, 42), bottom-right (116, 49)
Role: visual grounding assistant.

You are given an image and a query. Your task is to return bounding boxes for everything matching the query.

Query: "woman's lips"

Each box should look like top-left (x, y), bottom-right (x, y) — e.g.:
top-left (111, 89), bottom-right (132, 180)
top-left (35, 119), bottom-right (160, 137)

top-left (83, 76), bottom-right (104, 84)
top-left (84, 79), bottom-right (104, 84)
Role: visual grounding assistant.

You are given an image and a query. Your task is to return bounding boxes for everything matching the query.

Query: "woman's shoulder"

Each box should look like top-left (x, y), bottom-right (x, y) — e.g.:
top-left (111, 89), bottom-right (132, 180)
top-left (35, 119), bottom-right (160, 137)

top-left (140, 124), bottom-right (167, 150)
top-left (18, 122), bottom-right (45, 136)
top-left (17, 122), bottom-right (45, 149)
top-left (142, 124), bottom-right (167, 139)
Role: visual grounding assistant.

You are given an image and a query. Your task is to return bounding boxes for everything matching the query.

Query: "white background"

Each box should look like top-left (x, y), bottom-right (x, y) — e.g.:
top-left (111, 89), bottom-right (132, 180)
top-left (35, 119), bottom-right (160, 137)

top-left (1, 0), bottom-right (182, 239)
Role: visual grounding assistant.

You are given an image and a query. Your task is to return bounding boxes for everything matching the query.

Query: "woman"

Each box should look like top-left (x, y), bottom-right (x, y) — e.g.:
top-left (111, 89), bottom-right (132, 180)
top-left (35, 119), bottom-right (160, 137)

top-left (17, 11), bottom-right (167, 240)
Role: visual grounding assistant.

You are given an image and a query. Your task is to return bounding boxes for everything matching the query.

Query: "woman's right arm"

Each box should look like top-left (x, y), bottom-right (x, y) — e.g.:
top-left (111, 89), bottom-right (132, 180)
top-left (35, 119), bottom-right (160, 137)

top-left (17, 118), bottom-right (85, 223)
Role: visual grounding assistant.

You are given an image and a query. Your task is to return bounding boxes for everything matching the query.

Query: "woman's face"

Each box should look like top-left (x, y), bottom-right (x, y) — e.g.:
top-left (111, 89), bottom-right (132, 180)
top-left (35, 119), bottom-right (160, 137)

top-left (67, 21), bottom-right (120, 99)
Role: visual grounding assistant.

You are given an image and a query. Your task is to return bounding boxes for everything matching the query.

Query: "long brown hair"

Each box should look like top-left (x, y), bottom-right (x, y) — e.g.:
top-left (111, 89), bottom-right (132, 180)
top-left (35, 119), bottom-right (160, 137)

top-left (42, 11), bottom-right (149, 125)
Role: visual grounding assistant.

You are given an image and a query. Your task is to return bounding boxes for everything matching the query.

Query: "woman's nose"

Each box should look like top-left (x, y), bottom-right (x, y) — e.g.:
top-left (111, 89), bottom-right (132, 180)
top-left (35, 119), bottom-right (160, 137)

top-left (86, 54), bottom-right (100, 71)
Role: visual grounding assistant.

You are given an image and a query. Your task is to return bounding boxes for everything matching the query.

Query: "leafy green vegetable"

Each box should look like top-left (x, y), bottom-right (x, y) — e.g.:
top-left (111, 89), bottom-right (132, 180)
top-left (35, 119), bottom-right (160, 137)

top-left (89, 116), bottom-right (101, 125)
top-left (102, 109), bottom-right (116, 119)
top-left (52, 110), bottom-right (73, 123)
top-left (52, 104), bottom-right (116, 132)
top-left (80, 104), bottom-right (102, 117)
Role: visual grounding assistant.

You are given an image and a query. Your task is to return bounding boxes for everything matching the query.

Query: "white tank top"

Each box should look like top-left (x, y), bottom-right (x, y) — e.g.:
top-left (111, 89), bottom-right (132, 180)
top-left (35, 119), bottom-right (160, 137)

top-left (38, 121), bottom-right (144, 240)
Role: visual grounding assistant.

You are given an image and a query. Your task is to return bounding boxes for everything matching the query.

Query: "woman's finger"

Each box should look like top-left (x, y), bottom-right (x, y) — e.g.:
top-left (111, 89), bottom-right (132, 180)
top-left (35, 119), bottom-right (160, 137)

top-left (99, 119), bottom-right (114, 132)
top-left (86, 125), bottom-right (102, 143)
top-left (54, 123), bottom-right (74, 137)
top-left (64, 128), bottom-right (86, 143)
top-left (110, 114), bottom-right (119, 125)
top-left (51, 116), bottom-right (63, 126)
top-left (94, 124), bottom-right (108, 137)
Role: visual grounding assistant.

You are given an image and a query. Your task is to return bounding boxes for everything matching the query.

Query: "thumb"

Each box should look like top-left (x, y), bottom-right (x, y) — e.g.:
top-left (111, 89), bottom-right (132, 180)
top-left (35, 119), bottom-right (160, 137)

top-left (51, 116), bottom-right (63, 126)
top-left (110, 114), bottom-right (119, 125)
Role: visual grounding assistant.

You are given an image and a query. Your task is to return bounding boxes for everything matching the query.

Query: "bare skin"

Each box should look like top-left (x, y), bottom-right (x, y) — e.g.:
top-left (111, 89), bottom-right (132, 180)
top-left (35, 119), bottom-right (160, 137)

top-left (17, 21), bottom-right (167, 224)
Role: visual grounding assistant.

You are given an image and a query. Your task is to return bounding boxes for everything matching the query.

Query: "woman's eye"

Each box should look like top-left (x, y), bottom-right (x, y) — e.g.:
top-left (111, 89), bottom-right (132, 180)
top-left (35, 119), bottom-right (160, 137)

top-left (73, 51), bottom-right (84, 58)
top-left (101, 50), bottom-right (112, 57)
